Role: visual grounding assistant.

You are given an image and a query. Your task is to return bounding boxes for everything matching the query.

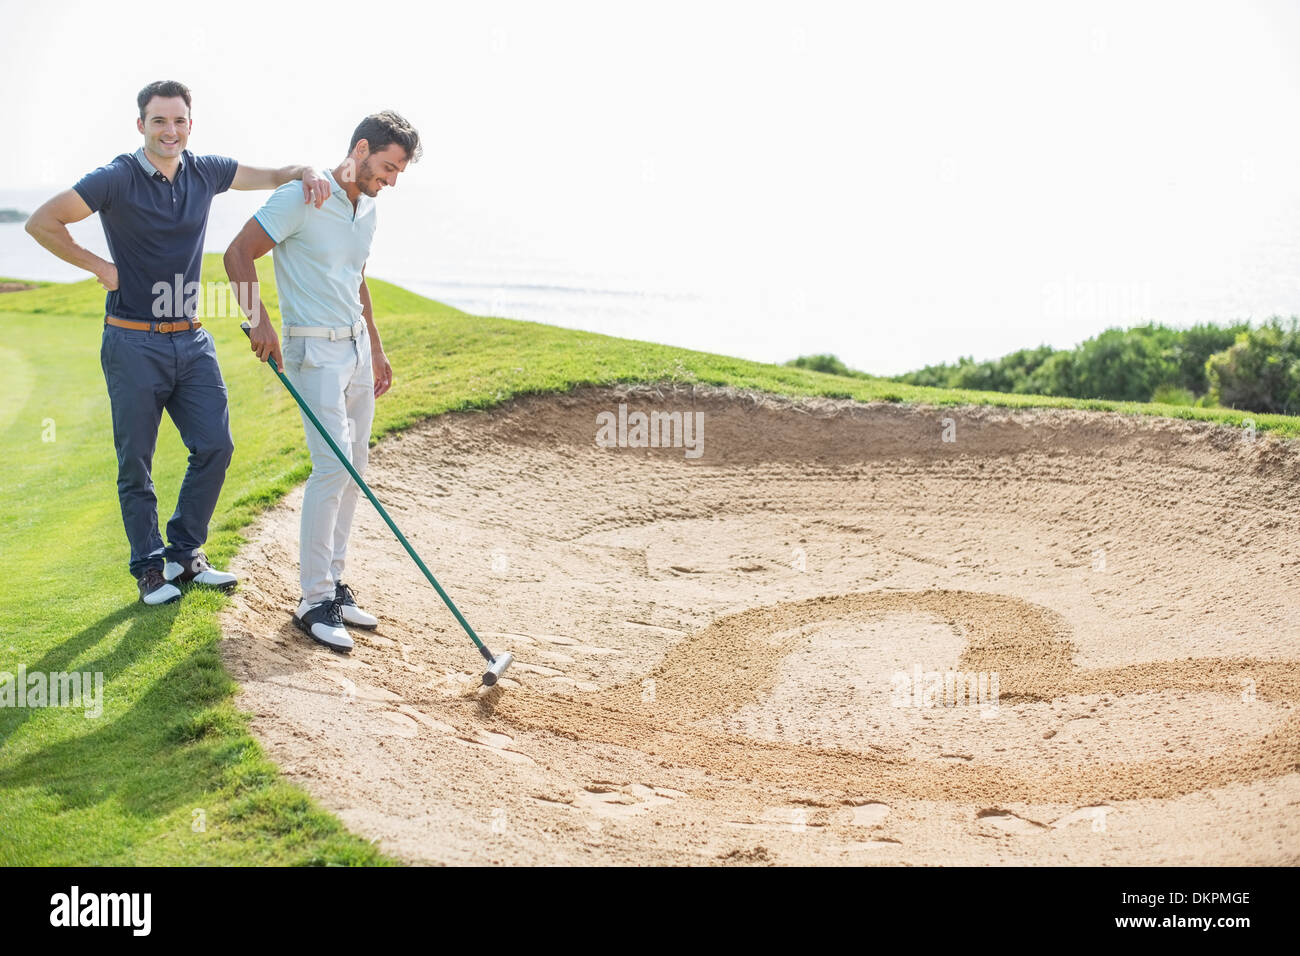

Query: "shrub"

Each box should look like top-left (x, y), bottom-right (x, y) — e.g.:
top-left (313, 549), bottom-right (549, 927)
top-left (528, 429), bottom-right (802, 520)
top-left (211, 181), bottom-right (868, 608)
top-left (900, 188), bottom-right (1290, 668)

top-left (889, 320), bottom-right (1275, 406)
top-left (1151, 384), bottom-right (1196, 406)
top-left (786, 353), bottom-right (857, 377)
top-left (1205, 319), bottom-right (1300, 414)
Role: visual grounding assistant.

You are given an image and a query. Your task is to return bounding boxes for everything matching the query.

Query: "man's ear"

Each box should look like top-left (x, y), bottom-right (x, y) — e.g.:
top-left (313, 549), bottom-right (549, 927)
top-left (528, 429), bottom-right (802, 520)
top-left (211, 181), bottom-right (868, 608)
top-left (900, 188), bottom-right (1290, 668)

top-left (136, 117), bottom-right (145, 136)
top-left (339, 140), bottom-right (368, 184)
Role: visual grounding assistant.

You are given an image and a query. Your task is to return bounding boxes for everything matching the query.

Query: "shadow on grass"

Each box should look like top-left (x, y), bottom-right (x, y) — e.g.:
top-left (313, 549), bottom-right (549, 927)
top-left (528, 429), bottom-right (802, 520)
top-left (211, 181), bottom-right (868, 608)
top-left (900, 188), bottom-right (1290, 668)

top-left (0, 589), bottom-right (236, 814)
top-left (0, 600), bottom-right (179, 744)
top-left (0, 597), bottom-right (386, 864)
top-left (0, 637), bottom-right (233, 818)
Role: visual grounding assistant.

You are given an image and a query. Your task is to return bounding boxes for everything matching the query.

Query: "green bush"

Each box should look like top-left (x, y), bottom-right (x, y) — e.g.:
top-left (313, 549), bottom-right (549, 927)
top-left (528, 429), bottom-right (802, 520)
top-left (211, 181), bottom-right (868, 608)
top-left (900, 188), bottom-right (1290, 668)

top-left (785, 353), bottom-right (858, 377)
top-left (1151, 384), bottom-right (1197, 406)
top-left (1205, 319), bottom-right (1300, 414)
top-left (1067, 327), bottom-right (1177, 401)
top-left (1175, 322), bottom-right (1248, 394)
top-left (892, 321), bottom-right (1256, 405)
top-left (951, 346), bottom-right (1056, 393)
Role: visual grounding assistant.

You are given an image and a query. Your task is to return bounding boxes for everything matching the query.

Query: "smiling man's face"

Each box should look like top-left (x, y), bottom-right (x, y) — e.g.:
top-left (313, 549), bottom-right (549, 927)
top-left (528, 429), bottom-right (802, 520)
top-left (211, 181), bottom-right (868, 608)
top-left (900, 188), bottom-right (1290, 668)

top-left (357, 144), bottom-right (410, 197)
top-left (136, 96), bottom-right (191, 162)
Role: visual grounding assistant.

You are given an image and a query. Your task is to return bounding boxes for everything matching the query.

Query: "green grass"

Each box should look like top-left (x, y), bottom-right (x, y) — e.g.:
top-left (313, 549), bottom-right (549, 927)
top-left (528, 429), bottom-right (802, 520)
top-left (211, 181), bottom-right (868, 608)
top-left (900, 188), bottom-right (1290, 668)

top-left (1, 254), bottom-right (1296, 866)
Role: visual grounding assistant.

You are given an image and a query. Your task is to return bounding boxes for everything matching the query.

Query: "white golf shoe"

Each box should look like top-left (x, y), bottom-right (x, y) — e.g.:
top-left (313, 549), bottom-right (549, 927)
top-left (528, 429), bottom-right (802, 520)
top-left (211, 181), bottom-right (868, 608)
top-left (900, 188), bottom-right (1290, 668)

top-left (294, 599), bottom-right (353, 652)
top-left (164, 551), bottom-right (238, 591)
top-left (334, 583), bottom-right (379, 629)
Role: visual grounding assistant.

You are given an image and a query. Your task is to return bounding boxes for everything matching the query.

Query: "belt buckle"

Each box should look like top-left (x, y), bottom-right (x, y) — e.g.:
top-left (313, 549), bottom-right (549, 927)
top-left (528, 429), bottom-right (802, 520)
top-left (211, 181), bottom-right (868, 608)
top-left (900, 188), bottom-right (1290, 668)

top-left (328, 327), bottom-right (338, 342)
top-left (157, 321), bottom-right (174, 334)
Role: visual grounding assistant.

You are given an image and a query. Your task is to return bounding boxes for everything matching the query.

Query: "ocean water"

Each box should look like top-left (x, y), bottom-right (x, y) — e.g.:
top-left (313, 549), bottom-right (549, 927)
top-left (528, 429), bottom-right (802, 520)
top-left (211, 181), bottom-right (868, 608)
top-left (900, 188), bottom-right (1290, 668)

top-left (4, 182), bottom-right (1300, 377)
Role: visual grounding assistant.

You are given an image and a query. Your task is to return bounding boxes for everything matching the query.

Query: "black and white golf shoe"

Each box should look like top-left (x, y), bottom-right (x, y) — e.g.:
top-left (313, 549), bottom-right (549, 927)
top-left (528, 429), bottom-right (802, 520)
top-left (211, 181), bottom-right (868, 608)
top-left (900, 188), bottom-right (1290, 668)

top-left (294, 599), bottom-right (353, 653)
top-left (164, 551), bottom-right (238, 591)
top-left (334, 583), bottom-right (378, 629)
top-left (138, 567), bottom-right (181, 606)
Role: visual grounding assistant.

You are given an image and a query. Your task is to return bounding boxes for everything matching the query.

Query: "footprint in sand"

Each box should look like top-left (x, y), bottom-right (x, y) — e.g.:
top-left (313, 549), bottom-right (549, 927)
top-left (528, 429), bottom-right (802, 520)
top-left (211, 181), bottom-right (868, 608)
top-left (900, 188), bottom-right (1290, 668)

top-left (726, 806), bottom-right (830, 832)
top-left (978, 808), bottom-right (1048, 834)
top-left (570, 782), bottom-right (679, 818)
top-left (374, 711), bottom-right (421, 738)
top-left (324, 673), bottom-right (402, 704)
top-left (838, 838), bottom-right (902, 852)
top-left (1050, 805), bottom-right (1115, 830)
top-left (396, 705), bottom-right (456, 735)
top-left (848, 802), bottom-right (891, 826)
top-left (450, 728), bottom-right (536, 765)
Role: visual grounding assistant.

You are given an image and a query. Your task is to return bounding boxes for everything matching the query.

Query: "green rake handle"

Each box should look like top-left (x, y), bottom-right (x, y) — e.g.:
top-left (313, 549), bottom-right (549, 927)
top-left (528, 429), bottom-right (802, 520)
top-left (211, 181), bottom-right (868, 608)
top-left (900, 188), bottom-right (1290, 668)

top-left (241, 322), bottom-right (498, 666)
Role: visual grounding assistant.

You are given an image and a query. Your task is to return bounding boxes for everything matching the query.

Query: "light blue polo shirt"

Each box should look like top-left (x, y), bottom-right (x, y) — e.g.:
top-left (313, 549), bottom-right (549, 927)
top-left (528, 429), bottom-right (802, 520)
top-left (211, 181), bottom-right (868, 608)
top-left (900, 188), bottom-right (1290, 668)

top-left (252, 168), bottom-right (376, 328)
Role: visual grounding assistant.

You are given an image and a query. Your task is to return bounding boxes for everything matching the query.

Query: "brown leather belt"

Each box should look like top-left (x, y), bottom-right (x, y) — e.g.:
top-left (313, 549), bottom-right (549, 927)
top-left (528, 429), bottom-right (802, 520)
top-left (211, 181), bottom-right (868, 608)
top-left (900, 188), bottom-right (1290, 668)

top-left (105, 315), bottom-right (202, 333)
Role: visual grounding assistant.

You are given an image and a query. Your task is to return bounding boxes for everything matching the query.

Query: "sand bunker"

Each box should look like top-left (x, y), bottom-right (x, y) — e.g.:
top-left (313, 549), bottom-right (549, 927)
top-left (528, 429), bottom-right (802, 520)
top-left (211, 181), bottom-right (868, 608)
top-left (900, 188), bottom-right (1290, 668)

top-left (221, 386), bottom-right (1300, 864)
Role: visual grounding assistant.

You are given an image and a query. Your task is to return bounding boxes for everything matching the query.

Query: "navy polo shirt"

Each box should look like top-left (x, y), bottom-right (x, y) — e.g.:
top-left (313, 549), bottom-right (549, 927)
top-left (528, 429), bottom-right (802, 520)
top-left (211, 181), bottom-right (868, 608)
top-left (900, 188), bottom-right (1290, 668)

top-left (73, 148), bottom-right (238, 321)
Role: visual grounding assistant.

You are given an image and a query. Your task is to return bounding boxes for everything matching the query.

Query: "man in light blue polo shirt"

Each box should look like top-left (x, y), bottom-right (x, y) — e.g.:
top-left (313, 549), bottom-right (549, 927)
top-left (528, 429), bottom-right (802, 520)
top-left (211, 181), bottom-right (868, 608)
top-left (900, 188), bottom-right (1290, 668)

top-left (224, 111), bottom-right (420, 652)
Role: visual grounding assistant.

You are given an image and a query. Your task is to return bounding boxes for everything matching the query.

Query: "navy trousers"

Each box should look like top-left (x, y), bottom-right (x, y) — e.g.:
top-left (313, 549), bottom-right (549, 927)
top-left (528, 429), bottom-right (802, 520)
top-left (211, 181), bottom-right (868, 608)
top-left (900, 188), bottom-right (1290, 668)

top-left (99, 324), bottom-right (235, 579)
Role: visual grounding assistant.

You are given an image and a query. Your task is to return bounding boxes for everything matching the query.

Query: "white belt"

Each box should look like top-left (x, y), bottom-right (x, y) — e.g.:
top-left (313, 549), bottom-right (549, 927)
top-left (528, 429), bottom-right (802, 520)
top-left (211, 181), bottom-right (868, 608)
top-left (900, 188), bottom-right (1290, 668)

top-left (284, 320), bottom-right (365, 341)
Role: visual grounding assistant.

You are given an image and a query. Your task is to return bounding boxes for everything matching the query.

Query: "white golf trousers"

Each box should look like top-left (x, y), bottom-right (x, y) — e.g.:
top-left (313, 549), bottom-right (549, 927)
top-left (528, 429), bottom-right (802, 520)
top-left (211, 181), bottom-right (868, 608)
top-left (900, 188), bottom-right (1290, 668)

top-left (282, 327), bottom-right (375, 606)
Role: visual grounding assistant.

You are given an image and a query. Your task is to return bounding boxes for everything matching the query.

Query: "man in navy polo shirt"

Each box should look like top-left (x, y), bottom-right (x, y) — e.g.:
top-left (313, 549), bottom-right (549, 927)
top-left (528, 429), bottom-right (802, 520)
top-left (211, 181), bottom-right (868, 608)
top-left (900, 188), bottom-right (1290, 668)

top-left (25, 80), bottom-right (332, 605)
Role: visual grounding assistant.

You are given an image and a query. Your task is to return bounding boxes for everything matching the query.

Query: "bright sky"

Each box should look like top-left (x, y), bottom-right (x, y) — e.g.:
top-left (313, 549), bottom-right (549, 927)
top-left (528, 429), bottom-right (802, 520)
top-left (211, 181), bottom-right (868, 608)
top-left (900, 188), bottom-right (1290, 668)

top-left (5, 0), bottom-right (1300, 372)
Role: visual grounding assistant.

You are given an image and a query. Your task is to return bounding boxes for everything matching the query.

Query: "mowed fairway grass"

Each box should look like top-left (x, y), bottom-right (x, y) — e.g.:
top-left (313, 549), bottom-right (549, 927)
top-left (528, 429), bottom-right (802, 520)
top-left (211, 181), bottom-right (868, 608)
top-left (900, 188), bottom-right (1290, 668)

top-left (1, 254), bottom-right (1296, 866)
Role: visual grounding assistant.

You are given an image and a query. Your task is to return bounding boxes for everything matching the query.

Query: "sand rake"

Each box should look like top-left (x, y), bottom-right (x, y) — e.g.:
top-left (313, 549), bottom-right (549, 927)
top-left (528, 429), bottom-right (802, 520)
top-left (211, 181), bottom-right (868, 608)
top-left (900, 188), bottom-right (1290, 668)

top-left (242, 322), bottom-right (514, 686)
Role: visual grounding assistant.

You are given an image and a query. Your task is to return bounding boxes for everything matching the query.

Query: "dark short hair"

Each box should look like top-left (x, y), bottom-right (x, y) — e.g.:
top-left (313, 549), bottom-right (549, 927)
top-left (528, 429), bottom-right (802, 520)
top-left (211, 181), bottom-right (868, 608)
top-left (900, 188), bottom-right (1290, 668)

top-left (138, 81), bottom-right (192, 120)
top-left (349, 111), bottom-right (422, 163)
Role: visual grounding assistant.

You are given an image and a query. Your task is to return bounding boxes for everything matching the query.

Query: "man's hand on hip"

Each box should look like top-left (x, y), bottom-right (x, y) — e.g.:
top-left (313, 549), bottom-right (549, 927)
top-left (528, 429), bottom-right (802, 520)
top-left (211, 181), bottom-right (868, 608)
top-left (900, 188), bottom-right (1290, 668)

top-left (373, 348), bottom-right (393, 398)
top-left (248, 319), bottom-right (283, 368)
top-left (96, 262), bottom-right (119, 292)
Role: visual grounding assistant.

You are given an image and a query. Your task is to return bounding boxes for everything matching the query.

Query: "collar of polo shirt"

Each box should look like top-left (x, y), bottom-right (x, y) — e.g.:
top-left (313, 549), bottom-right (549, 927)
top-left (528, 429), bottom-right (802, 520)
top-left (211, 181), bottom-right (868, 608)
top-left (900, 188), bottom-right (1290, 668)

top-left (323, 167), bottom-right (375, 215)
top-left (133, 146), bottom-right (184, 181)
top-left (324, 166), bottom-right (344, 200)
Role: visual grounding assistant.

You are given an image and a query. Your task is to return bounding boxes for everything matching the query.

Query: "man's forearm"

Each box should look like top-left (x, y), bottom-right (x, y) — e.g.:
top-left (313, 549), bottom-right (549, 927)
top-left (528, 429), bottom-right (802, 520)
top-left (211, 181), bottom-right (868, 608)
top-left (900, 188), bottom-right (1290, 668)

top-left (271, 165), bottom-right (314, 188)
top-left (223, 249), bottom-right (269, 326)
top-left (25, 215), bottom-right (110, 277)
top-left (225, 245), bottom-right (281, 365)
top-left (232, 164), bottom-right (319, 191)
top-left (360, 280), bottom-right (382, 351)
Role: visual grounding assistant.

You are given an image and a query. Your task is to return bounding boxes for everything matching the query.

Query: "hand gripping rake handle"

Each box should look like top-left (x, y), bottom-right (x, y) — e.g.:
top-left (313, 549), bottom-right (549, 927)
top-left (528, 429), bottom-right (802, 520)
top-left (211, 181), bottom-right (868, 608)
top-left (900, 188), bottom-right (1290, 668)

top-left (241, 322), bottom-right (513, 686)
